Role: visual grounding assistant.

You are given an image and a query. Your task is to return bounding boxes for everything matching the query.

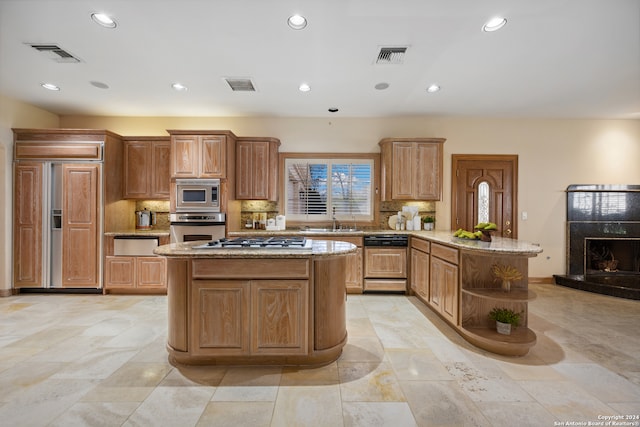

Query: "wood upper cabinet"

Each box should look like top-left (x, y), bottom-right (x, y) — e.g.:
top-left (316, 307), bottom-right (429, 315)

top-left (13, 162), bottom-right (44, 287)
top-left (123, 138), bottom-right (170, 199)
top-left (379, 138), bottom-right (445, 201)
top-left (235, 138), bottom-right (280, 200)
top-left (62, 163), bottom-right (100, 288)
top-left (169, 134), bottom-right (228, 179)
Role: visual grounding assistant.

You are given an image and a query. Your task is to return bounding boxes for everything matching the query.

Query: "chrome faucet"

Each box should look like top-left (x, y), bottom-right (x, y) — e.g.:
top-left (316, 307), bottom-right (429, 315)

top-left (332, 207), bottom-right (338, 231)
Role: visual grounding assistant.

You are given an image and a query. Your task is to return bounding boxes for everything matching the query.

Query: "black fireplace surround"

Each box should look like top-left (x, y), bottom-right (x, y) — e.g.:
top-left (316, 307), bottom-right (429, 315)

top-left (554, 184), bottom-right (640, 300)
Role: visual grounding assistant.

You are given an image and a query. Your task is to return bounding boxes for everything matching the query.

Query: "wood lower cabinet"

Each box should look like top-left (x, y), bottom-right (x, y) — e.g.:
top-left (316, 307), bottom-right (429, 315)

top-left (310, 235), bottom-right (363, 293)
top-left (123, 138), bottom-right (170, 199)
top-left (235, 138), bottom-right (280, 200)
top-left (363, 247), bottom-right (407, 291)
top-left (104, 256), bottom-right (167, 292)
top-left (430, 256), bottom-right (459, 324)
top-left (410, 238), bottom-right (430, 301)
top-left (379, 138), bottom-right (445, 201)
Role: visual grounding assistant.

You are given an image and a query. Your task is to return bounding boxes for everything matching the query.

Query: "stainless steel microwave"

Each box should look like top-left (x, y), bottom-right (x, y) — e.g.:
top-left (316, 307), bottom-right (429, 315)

top-left (175, 179), bottom-right (220, 212)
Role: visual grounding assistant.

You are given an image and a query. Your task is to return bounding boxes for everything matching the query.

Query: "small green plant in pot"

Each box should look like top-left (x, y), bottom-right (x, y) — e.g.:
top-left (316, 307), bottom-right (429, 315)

top-left (488, 307), bottom-right (522, 335)
top-left (422, 216), bottom-right (435, 231)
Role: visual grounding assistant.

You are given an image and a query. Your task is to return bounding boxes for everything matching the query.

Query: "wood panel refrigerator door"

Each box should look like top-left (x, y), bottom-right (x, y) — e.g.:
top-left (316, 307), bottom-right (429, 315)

top-left (452, 155), bottom-right (517, 239)
top-left (13, 162), bottom-right (44, 287)
top-left (62, 164), bottom-right (100, 288)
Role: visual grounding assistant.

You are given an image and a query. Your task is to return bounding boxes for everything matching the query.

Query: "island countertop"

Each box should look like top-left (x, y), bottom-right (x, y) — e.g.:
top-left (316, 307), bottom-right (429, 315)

top-left (154, 239), bottom-right (357, 258)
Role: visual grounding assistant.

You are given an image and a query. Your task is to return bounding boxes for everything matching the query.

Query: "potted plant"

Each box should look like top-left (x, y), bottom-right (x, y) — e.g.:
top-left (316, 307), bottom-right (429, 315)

top-left (488, 307), bottom-right (521, 335)
top-left (491, 263), bottom-right (522, 292)
top-left (422, 216), bottom-right (435, 231)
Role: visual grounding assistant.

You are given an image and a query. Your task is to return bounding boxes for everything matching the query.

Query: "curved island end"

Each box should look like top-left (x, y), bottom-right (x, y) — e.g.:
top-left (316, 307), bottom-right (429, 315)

top-left (154, 239), bottom-right (356, 366)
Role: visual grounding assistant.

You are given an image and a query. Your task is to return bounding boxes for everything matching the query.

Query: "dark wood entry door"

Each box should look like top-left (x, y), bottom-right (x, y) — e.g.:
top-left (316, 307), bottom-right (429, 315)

top-left (451, 155), bottom-right (518, 239)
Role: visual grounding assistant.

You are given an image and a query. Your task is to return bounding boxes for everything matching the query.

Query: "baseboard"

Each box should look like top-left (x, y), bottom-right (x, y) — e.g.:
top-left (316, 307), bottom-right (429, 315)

top-left (528, 277), bottom-right (555, 284)
top-left (0, 288), bottom-right (14, 297)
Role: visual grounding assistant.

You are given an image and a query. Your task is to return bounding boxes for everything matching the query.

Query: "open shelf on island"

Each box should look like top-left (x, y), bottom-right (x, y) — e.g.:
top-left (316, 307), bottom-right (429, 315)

top-left (460, 326), bottom-right (537, 357)
top-left (462, 288), bottom-right (537, 302)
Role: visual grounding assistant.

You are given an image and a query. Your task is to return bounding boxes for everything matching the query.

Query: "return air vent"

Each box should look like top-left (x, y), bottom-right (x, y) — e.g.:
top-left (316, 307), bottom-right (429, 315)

top-left (225, 78), bottom-right (256, 92)
top-left (28, 44), bottom-right (81, 63)
top-left (376, 47), bottom-right (407, 64)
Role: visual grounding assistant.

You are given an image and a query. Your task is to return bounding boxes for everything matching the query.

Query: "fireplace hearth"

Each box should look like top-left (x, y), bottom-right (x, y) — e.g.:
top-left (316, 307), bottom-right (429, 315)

top-left (553, 184), bottom-right (640, 300)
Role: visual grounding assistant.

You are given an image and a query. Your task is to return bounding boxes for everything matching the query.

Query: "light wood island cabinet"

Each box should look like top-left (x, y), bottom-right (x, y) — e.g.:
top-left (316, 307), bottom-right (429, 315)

top-left (410, 238), bottom-right (430, 300)
top-left (156, 240), bottom-right (355, 366)
top-left (429, 242), bottom-right (459, 325)
top-left (305, 235), bottom-right (363, 293)
top-left (235, 137), bottom-right (280, 201)
top-left (123, 137), bottom-right (170, 199)
top-left (379, 138), bottom-right (445, 201)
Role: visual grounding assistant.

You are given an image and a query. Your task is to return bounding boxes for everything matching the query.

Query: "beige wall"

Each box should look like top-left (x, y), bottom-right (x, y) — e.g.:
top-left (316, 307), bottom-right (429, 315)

top-left (61, 115), bottom-right (640, 278)
top-left (0, 95), bottom-right (59, 293)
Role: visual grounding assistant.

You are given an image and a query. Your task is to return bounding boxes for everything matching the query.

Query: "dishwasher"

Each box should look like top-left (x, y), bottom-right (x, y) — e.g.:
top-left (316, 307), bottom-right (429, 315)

top-left (363, 234), bottom-right (408, 292)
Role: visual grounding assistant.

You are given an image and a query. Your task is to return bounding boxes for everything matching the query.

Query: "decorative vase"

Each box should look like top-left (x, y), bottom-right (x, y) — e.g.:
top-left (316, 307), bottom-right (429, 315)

top-left (496, 321), bottom-right (511, 335)
top-left (501, 279), bottom-right (511, 292)
top-left (424, 223), bottom-right (434, 231)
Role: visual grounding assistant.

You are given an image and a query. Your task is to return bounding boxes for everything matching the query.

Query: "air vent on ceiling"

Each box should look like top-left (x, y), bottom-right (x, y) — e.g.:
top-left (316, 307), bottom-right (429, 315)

top-left (376, 47), bottom-right (407, 65)
top-left (225, 78), bottom-right (256, 92)
top-left (28, 44), bottom-right (81, 63)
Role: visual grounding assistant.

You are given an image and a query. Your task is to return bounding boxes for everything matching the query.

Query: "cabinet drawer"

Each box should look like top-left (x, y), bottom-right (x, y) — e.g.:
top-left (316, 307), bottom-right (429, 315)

top-left (431, 243), bottom-right (459, 265)
top-left (411, 238), bottom-right (430, 253)
top-left (193, 258), bottom-right (310, 279)
top-left (364, 279), bottom-right (406, 292)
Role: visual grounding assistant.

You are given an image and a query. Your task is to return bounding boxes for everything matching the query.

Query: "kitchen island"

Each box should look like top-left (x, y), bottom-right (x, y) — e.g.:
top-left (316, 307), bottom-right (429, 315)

top-left (154, 239), bottom-right (356, 366)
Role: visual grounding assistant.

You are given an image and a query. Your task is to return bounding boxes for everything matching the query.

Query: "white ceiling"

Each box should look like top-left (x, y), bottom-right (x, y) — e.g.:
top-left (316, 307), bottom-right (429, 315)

top-left (1, 0), bottom-right (639, 119)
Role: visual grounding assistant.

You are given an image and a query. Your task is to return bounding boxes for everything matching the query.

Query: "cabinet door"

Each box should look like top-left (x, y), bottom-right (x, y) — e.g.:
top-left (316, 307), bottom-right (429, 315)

top-left (235, 141), bottom-right (253, 199)
top-left (251, 280), bottom-right (309, 355)
top-left (191, 280), bottom-right (250, 355)
top-left (62, 164), bottom-right (99, 288)
top-left (123, 141), bottom-right (152, 198)
top-left (415, 143), bottom-right (442, 200)
top-left (411, 248), bottom-right (429, 301)
top-left (345, 247), bottom-right (363, 293)
top-left (200, 136), bottom-right (226, 178)
top-left (13, 162), bottom-right (43, 287)
top-left (104, 256), bottom-right (135, 288)
top-left (151, 141), bottom-right (171, 198)
top-left (171, 136), bottom-right (198, 178)
top-left (430, 256), bottom-right (459, 325)
top-left (251, 142), bottom-right (270, 199)
top-left (391, 142), bottom-right (414, 199)
top-left (137, 257), bottom-right (166, 289)
top-left (364, 248), bottom-right (407, 278)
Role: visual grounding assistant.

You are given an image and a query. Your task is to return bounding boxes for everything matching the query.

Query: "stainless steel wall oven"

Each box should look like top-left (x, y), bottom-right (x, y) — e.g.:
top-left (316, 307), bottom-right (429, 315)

top-left (170, 212), bottom-right (226, 243)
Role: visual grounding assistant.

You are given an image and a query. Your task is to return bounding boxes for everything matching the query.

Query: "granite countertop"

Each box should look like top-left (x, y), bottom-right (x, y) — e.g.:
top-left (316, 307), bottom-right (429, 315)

top-left (229, 229), bottom-right (543, 255)
top-left (154, 239), bottom-right (357, 258)
top-left (105, 229), bottom-right (170, 237)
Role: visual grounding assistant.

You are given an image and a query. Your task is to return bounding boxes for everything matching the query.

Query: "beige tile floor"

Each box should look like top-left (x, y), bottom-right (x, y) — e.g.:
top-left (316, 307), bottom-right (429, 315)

top-left (0, 284), bottom-right (638, 426)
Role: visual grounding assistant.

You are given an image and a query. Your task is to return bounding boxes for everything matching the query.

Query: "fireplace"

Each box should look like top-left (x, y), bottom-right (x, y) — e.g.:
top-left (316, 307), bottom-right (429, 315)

top-left (554, 184), bottom-right (640, 300)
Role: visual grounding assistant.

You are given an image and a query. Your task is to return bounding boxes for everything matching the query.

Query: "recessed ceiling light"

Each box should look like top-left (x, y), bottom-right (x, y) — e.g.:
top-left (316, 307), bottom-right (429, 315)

top-left (91, 13), bottom-right (117, 28)
top-left (426, 84), bottom-right (440, 93)
top-left (288, 14), bottom-right (307, 30)
top-left (482, 17), bottom-right (507, 32)
top-left (172, 83), bottom-right (188, 91)
top-left (298, 83), bottom-right (311, 92)
top-left (41, 83), bottom-right (60, 91)
top-left (90, 81), bottom-right (109, 89)
top-left (374, 82), bottom-right (390, 90)
top-left (328, 108), bottom-right (339, 113)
